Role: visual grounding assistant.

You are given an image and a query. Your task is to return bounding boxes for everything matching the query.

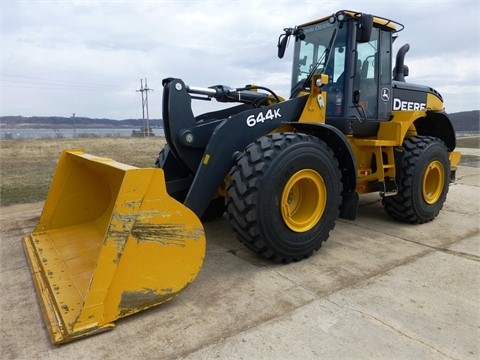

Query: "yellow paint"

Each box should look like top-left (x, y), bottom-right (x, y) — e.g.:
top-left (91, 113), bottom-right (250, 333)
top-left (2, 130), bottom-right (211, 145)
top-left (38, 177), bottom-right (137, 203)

top-left (426, 93), bottom-right (444, 111)
top-left (422, 160), bottom-right (445, 204)
top-left (23, 150), bottom-right (205, 344)
top-left (449, 151), bottom-right (461, 169)
top-left (299, 75), bottom-right (327, 123)
top-left (298, 11), bottom-right (399, 32)
top-left (203, 153), bottom-right (210, 165)
top-left (280, 169), bottom-right (326, 232)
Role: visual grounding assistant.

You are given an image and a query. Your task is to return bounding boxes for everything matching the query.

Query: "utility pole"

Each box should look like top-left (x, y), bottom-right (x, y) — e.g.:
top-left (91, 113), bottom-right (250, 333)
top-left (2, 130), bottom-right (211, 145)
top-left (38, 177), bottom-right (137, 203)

top-left (72, 113), bottom-right (76, 138)
top-left (136, 78), bottom-right (153, 137)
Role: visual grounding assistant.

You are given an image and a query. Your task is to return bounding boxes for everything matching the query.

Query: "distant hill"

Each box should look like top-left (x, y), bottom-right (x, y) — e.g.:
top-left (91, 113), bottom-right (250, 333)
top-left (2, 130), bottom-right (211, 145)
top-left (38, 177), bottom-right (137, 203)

top-left (0, 116), bottom-right (163, 129)
top-left (449, 110), bottom-right (479, 132)
top-left (0, 110), bottom-right (478, 132)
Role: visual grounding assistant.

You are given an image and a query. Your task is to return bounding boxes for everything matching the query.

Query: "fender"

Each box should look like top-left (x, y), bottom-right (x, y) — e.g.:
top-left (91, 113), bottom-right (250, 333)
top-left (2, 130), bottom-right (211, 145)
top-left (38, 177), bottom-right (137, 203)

top-left (415, 110), bottom-right (456, 151)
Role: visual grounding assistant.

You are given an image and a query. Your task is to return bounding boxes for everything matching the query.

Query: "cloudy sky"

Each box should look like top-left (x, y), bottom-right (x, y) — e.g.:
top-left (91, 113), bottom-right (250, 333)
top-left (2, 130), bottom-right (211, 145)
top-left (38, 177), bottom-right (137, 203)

top-left (1, 0), bottom-right (479, 120)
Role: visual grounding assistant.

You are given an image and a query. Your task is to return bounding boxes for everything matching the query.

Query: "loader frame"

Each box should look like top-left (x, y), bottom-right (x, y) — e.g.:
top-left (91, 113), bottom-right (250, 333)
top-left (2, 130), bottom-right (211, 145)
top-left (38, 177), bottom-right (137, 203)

top-left (23, 9), bottom-right (461, 345)
top-left (159, 10), bottom-right (460, 221)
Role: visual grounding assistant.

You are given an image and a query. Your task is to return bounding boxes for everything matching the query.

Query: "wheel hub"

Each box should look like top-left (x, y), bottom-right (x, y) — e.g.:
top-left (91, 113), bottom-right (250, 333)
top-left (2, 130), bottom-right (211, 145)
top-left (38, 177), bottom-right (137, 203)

top-left (281, 169), bottom-right (326, 232)
top-left (422, 160), bottom-right (445, 204)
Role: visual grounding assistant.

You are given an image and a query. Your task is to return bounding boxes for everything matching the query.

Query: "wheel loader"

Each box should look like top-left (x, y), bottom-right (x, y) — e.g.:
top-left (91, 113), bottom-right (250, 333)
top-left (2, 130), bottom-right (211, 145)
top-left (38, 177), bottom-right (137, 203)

top-left (23, 10), bottom-right (461, 344)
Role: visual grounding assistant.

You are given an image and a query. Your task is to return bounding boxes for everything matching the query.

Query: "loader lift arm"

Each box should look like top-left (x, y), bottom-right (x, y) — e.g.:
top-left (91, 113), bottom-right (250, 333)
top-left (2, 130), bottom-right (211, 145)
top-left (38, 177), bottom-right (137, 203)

top-left (162, 78), bottom-right (308, 218)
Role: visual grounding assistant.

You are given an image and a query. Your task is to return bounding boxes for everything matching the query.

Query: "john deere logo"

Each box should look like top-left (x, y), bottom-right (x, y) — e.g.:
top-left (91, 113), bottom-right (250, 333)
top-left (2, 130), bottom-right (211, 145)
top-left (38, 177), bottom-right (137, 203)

top-left (381, 88), bottom-right (390, 101)
top-left (393, 98), bottom-right (426, 111)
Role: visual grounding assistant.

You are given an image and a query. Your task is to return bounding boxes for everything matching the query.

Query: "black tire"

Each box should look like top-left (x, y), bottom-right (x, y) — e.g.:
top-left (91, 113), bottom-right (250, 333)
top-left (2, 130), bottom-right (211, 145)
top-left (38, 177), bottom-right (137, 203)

top-left (154, 147), bottom-right (167, 168)
top-left (226, 132), bottom-right (342, 263)
top-left (383, 136), bottom-right (450, 224)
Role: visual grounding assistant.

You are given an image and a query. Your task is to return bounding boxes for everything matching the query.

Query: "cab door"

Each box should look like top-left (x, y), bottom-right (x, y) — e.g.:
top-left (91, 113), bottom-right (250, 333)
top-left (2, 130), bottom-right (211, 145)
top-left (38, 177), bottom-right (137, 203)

top-left (349, 27), bottom-right (393, 136)
top-left (353, 27), bottom-right (393, 120)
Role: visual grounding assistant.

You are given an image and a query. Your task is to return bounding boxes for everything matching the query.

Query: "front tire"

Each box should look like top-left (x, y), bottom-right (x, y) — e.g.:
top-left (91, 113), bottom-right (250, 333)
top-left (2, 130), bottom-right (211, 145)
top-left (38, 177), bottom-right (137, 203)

top-left (383, 136), bottom-right (450, 224)
top-left (226, 133), bottom-right (342, 263)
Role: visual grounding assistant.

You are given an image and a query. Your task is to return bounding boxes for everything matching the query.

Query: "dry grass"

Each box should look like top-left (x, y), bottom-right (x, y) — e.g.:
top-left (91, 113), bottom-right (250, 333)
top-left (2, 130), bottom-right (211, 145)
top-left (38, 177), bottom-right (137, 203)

top-left (456, 136), bottom-right (480, 167)
top-left (0, 135), bottom-right (478, 206)
top-left (0, 137), bottom-right (165, 206)
top-left (456, 136), bottom-right (480, 148)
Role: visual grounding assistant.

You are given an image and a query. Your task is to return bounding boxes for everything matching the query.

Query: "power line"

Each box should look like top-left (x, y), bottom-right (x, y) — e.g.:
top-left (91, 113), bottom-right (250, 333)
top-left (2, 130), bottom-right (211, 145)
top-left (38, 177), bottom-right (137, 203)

top-left (0, 84), bottom-right (115, 91)
top-left (0, 73), bottom-right (124, 91)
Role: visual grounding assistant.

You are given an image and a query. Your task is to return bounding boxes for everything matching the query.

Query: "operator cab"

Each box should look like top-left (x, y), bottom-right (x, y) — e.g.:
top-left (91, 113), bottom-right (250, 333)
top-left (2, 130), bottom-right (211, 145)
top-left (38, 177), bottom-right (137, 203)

top-left (281, 10), bottom-right (404, 136)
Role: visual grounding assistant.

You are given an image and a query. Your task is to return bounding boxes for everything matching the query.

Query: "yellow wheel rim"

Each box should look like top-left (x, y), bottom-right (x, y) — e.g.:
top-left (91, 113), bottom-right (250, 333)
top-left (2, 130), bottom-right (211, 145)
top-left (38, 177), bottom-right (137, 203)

top-left (422, 160), bottom-right (445, 204)
top-left (281, 169), bottom-right (326, 233)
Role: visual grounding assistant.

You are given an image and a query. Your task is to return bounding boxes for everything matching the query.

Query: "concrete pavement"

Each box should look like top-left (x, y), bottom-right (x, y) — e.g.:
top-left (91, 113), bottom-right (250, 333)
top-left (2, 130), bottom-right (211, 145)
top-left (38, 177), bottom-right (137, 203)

top-left (456, 147), bottom-right (480, 157)
top-left (1, 165), bottom-right (478, 359)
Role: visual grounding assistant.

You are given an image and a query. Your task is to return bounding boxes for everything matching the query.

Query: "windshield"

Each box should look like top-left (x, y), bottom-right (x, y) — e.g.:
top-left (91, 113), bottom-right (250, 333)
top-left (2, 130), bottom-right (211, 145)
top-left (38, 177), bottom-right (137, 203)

top-left (291, 20), bottom-right (348, 95)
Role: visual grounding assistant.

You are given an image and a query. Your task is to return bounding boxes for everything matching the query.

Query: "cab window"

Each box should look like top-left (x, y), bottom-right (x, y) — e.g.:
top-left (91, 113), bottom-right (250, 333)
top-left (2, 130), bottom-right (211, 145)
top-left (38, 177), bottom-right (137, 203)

top-left (356, 27), bottom-right (380, 117)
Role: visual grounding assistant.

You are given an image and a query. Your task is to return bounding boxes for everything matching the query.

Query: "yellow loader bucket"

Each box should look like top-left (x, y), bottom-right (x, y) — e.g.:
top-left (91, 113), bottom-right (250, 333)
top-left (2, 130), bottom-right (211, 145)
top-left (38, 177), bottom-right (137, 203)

top-left (23, 150), bottom-right (205, 344)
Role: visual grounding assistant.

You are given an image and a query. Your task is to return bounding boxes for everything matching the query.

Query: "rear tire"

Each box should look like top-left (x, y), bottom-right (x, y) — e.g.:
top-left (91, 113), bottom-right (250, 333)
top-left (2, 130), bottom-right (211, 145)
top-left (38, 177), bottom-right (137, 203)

top-left (226, 133), bottom-right (342, 263)
top-left (383, 136), bottom-right (450, 224)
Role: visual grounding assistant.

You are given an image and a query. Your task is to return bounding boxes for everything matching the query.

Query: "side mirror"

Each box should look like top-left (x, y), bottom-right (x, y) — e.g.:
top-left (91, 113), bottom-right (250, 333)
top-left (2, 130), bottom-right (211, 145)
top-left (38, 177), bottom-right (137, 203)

top-left (277, 27), bottom-right (304, 59)
top-left (277, 33), bottom-right (289, 59)
top-left (357, 14), bottom-right (373, 43)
